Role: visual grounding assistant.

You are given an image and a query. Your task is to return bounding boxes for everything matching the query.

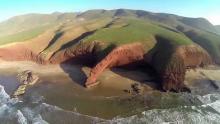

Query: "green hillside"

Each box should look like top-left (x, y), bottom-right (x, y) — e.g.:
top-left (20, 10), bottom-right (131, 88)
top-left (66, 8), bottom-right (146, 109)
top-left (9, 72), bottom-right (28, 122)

top-left (179, 17), bottom-right (217, 33)
top-left (0, 13), bottom-right (76, 37)
top-left (83, 18), bottom-right (192, 49)
top-left (0, 9), bottom-right (219, 92)
top-left (0, 25), bottom-right (50, 45)
top-left (216, 25), bottom-right (220, 34)
top-left (0, 9), bottom-right (219, 64)
top-left (0, 9), bottom-right (218, 47)
top-left (185, 29), bottom-right (220, 64)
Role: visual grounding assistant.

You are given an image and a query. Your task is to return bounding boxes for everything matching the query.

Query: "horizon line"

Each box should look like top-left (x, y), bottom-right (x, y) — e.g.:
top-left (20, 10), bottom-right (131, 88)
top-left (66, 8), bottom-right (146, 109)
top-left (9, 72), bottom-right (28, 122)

top-left (0, 8), bottom-right (216, 25)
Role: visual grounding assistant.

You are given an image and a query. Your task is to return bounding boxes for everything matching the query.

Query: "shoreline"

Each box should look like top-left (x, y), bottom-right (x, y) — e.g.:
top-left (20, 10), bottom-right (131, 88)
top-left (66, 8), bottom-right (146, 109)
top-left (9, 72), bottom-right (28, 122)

top-left (0, 60), bottom-right (220, 95)
top-left (0, 60), bottom-right (220, 119)
top-left (0, 60), bottom-right (155, 96)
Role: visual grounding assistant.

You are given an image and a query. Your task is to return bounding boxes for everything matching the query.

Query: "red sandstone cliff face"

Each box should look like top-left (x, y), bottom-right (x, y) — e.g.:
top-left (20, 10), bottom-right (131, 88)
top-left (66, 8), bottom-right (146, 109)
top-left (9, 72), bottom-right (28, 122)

top-left (0, 44), bottom-right (45, 64)
top-left (85, 43), bottom-right (144, 87)
top-left (0, 41), bottom-right (100, 65)
top-left (49, 41), bottom-right (100, 64)
top-left (178, 45), bottom-right (212, 68)
top-left (160, 44), bottom-right (212, 92)
top-left (161, 54), bottom-right (186, 92)
top-left (0, 41), bottom-right (213, 92)
top-left (85, 42), bottom-right (212, 92)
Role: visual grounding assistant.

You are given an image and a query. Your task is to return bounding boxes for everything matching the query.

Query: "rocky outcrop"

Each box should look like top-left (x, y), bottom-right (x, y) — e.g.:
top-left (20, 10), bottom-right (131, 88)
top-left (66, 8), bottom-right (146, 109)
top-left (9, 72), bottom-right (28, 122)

top-left (85, 43), bottom-right (144, 87)
top-left (49, 41), bottom-right (100, 64)
top-left (0, 41), bottom-right (212, 92)
top-left (158, 44), bottom-right (212, 92)
top-left (17, 70), bottom-right (39, 85)
top-left (0, 44), bottom-right (45, 64)
top-left (13, 70), bottom-right (39, 97)
top-left (84, 41), bottom-right (212, 91)
top-left (184, 30), bottom-right (220, 65)
top-left (124, 83), bottom-right (144, 95)
top-left (0, 41), bottom-right (100, 65)
top-left (160, 54), bottom-right (186, 92)
top-left (177, 45), bottom-right (212, 68)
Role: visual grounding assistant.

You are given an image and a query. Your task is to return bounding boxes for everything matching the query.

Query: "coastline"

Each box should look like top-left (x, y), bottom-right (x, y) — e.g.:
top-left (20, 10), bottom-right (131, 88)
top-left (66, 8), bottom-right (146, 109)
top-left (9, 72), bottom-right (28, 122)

top-left (0, 60), bottom-right (220, 120)
top-left (0, 60), bottom-right (219, 96)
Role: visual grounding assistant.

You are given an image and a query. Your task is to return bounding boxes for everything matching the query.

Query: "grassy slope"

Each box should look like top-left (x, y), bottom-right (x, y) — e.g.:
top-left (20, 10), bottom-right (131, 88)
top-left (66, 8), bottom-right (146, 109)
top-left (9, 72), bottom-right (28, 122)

top-left (0, 10), bottom-right (214, 49)
top-left (0, 25), bottom-right (50, 45)
top-left (41, 17), bottom-right (113, 58)
top-left (185, 30), bottom-right (220, 63)
top-left (0, 13), bottom-right (76, 36)
top-left (0, 9), bottom-right (219, 67)
top-left (0, 9), bottom-right (216, 45)
top-left (179, 17), bottom-right (217, 34)
top-left (83, 18), bottom-right (192, 51)
top-left (0, 13), bottom-right (77, 46)
top-left (216, 25), bottom-right (220, 34)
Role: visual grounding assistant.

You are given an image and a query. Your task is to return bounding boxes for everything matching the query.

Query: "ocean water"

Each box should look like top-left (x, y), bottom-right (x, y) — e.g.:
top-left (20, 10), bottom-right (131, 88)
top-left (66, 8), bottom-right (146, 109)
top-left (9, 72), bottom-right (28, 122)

top-left (1, 84), bottom-right (220, 124)
top-left (110, 94), bottom-right (220, 124)
top-left (0, 85), bottom-right (106, 124)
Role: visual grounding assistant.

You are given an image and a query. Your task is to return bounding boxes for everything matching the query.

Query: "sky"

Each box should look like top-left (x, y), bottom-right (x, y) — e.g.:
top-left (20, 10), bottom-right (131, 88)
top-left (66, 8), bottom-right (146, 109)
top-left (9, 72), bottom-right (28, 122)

top-left (0, 0), bottom-right (220, 25)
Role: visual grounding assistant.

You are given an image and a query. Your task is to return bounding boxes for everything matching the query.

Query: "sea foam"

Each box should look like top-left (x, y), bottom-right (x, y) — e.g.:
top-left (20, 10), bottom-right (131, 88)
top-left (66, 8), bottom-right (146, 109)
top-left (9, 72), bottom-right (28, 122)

top-left (0, 85), bottom-right (48, 124)
top-left (1, 84), bottom-right (220, 124)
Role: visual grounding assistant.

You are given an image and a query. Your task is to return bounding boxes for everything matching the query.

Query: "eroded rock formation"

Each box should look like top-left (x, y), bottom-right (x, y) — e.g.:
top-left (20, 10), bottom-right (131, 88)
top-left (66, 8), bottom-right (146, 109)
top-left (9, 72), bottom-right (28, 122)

top-left (49, 41), bottom-right (100, 65)
top-left (177, 45), bottom-right (212, 68)
top-left (13, 70), bottom-right (39, 97)
top-left (0, 40), bottom-right (213, 92)
top-left (86, 42), bottom-right (212, 92)
top-left (0, 44), bottom-right (45, 64)
top-left (159, 44), bottom-right (212, 92)
top-left (85, 43), bottom-right (145, 87)
top-left (0, 41), bottom-right (100, 65)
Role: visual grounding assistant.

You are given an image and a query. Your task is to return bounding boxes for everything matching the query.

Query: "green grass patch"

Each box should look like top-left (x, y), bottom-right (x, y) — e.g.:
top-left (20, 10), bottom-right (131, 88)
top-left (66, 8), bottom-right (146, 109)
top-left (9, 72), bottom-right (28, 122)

top-left (83, 18), bottom-right (192, 49)
top-left (186, 30), bottom-right (220, 63)
top-left (0, 25), bottom-right (50, 45)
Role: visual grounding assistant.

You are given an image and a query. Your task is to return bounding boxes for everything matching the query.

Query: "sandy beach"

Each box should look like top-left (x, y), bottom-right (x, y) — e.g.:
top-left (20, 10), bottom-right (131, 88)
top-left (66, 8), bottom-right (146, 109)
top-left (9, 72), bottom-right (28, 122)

top-left (0, 60), bottom-right (220, 96)
top-left (0, 60), bottom-right (156, 119)
top-left (0, 60), bottom-right (220, 120)
top-left (0, 60), bottom-right (157, 96)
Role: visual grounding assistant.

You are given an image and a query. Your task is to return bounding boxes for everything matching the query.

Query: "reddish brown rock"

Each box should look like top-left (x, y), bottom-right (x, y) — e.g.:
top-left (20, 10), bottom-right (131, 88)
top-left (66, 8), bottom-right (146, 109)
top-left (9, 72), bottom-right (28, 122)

top-left (160, 44), bottom-right (212, 92)
top-left (0, 44), bottom-right (45, 64)
top-left (0, 41), bottom-right (213, 92)
top-left (83, 42), bottom-right (212, 91)
top-left (49, 41), bottom-right (100, 64)
top-left (178, 45), bottom-right (212, 68)
top-left (85, 43), bottom-right (145, 87)
top-left (0, 41), bottom-right (100, 65)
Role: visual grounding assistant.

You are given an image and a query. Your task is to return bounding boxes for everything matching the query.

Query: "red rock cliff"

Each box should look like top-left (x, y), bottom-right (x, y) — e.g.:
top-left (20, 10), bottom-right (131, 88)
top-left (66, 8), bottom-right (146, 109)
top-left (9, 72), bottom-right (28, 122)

top-left (85, 43), bottom-right (144, 87)
top-left (0, 44), bottom-right (45, 64)
top-left (160, 44), bottom-right (212, 92)
top-left (0, 41), bottom-right (212, 92)
top-left (49, 41), bottom-right (100, 64)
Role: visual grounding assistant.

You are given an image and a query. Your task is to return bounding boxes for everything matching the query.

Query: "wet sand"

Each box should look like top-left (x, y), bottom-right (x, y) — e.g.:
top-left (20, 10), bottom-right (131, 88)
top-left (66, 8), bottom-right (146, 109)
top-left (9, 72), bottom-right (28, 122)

top-left (0, 60), bottom-right (155, 96)
top-left (0, 60), bottom-right (155, 119)
top-left (185, 66), bottom-right (220, 95)
top-left (0, 60), bottom-right (220, 119)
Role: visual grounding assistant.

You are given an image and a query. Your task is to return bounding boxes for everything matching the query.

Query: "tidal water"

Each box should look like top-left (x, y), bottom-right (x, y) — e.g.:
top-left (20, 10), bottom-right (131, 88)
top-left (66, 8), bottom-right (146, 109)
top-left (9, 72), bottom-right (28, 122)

top-left (0, 73), bottom-right (220, 124)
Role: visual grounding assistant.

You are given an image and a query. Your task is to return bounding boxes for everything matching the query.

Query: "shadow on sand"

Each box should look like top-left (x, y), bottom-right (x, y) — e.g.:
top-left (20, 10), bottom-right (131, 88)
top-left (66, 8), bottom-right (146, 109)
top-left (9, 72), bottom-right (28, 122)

top-left (60, 63), bottom-right (87, 86)
top-left (60, 56), bottom-right (160, 90)
top-left (58, 37), bottom-right (165, 89)
top-left (110, 61), bottom-right (161, 90)
top-left (59, 54), bottom-right (96, 87)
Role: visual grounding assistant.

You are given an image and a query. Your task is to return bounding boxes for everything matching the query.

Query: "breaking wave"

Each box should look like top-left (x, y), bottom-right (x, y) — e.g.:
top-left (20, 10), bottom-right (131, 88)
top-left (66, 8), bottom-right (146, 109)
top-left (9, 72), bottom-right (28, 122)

top-left (1, 84), bottom-right (220, 124)
top-left (0, 85), bottom-right (48, 124)
top-left (110, 93), bottom-right (220, 124)
top-left (0, 85), bottom-right (106, 124)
